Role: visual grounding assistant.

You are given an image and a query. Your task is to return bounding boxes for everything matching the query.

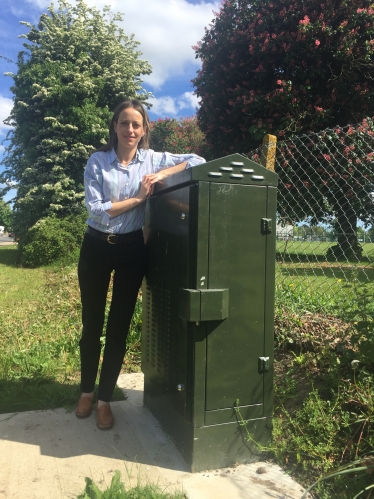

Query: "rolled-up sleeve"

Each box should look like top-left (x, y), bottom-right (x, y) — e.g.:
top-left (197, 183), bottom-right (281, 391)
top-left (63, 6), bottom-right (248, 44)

top-left (150, 151), bottom-right (205, 172)
top-left (84, 156), bottom-right (112, 227)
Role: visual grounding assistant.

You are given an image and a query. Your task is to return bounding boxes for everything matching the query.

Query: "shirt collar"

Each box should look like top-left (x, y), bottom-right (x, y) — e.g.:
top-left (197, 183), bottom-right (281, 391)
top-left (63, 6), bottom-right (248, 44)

top-left (109, 148), bottom-right (146, 166)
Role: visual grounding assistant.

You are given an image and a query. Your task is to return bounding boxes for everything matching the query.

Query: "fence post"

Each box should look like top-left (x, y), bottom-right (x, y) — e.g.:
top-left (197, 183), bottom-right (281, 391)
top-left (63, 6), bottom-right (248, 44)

top-left (260, 134), bottom-right (277, 171)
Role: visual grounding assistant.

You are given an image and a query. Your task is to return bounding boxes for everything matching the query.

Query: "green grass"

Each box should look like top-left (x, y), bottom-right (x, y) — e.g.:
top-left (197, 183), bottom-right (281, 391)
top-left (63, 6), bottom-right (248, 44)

top-left (276, 240), bottom-right (374, 260)
top-left (77, 471), bottom-right (184, 499)
top-left (274, 239), bottom-right (374, 316)
top-left (0, 246), bottom-right (46, 306)
top-left (0, 246), bottom-right (141, 414)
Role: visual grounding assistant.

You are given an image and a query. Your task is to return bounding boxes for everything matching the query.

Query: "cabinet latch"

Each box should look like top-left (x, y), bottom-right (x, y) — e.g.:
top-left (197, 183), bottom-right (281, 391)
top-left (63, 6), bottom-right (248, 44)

top-left (258, 357), bottom-right (270, 373)
top-left (179, 288), bottom-right (229, 322)
top-left (261, 218), bottom-right (272, 234)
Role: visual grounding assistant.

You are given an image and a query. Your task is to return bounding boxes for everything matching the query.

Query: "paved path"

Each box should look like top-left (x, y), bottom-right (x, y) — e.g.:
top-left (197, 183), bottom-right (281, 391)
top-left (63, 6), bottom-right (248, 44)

top-left (0, 241), bottom-right (16, 246)
top-left (0, 373), bottom-right (309, 499)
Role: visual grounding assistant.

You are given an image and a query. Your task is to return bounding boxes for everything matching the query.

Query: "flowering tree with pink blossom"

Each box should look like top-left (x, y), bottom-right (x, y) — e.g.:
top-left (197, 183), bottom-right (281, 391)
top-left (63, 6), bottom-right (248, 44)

top-left (193, 0), bottom-right (374, 258)
top-left (193, 0), bottom-right (374, 155)
top-left (149, 117), bottom-right (208, 157)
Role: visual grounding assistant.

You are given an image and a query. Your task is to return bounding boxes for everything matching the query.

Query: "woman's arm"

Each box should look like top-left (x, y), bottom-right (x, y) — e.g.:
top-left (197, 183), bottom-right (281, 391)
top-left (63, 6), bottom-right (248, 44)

top-left (145, 161), bottom-right (188, 186)
top-left (105, 175), bottom-right (153, 218)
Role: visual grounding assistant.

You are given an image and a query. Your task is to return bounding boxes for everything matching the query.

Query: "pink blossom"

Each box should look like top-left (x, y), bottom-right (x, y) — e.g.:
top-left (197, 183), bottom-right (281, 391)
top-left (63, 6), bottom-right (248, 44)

top-left (277, 79), bottom-right (283, 85)
top-left (299, 15), bottom-right (310, 25)
top-left (315, 39), bottom-right (321, 46)
top-left (315, 106), bottom-right (323, 112)
top-left (323, 154), bottom-right (331, 161)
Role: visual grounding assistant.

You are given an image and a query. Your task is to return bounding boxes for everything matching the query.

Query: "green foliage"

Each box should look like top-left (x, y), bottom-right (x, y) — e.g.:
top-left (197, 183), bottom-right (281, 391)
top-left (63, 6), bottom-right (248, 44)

top-left (339, 278), bottom-right (374, 366)
top-left (301, 456), bottom-right (374, 499)
top-left (1, 0), bottom-right (152, 249)
top-left (20, 211), bottom-right (87, 267)
top-left (272, 274), bottom-right (374, 497)
top-left (149, 117), bottom-right (210, 158)
top-left (273, 378), bottom-right (374, 497)
top-left (193, 0), bottom-right (374, 156)
top-left (0, 199), bottom-right (13, 231)
top-left (78, 471), bottom-right (184, 499)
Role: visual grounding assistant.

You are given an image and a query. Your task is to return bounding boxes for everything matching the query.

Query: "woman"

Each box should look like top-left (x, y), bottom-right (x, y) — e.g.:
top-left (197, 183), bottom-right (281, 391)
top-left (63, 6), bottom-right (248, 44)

top-left (75, 99), bottom-right (205, 430)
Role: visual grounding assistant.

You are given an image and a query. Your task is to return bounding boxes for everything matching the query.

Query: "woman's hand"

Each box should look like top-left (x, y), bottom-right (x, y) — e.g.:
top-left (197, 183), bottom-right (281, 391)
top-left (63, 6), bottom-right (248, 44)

top-left (144, 170), bottom-right (167, 186)
top-left (143, 161), bottom-right (188, 192)
top-left (106, 175), bottom-right (152, 218)
top-left (136, 175), bottom-right (153, 201)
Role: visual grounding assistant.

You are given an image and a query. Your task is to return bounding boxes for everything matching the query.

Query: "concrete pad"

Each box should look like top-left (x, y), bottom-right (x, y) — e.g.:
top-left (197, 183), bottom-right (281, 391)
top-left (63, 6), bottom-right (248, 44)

top-left (0, 373), bottom-right (310, 499)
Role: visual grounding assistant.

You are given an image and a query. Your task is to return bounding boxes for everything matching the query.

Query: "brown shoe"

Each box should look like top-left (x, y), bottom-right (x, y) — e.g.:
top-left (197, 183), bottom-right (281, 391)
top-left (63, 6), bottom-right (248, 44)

top-left (96, 404), bottom-right (114, 430)
top-left (75, 394), bottom-right (94, 418)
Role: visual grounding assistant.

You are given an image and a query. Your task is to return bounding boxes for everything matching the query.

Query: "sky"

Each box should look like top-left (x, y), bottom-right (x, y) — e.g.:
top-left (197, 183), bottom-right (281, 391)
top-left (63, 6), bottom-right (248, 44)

top-left (0, 0), bottom-right (221, 202)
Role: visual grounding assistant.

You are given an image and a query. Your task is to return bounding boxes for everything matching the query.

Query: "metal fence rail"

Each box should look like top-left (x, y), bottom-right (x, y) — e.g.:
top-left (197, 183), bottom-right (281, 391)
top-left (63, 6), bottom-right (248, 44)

top-left (245, 118), bottom-right (374, 316)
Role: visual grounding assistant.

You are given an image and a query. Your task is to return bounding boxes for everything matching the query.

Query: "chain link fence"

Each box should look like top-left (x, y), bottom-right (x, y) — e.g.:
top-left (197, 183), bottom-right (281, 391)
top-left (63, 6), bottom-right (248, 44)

top-left (245, 118), bottom-right (374, 319)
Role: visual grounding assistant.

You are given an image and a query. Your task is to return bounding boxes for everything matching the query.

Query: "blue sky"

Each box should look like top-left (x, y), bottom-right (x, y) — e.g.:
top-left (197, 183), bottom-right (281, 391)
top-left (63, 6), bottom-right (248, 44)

top-left (0, 0), bottom-right (220, 202)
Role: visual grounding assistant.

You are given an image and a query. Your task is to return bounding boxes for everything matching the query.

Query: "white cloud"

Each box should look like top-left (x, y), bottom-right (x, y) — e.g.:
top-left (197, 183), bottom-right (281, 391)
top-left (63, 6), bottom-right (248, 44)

top-left (0, 95), bottom-right (13, 134)
top-left (177, 91), bottom-right (200, 111)
top-left (55, 0), bottom-right (219, 89)
top-left (24, 0), bottom-right (50, 8)
top-left (150, 96), bottom-right (179, 116)
top-left (149, 91), bottom-right (200, 117)
top-left (12, 1), bottom-right (220, 100)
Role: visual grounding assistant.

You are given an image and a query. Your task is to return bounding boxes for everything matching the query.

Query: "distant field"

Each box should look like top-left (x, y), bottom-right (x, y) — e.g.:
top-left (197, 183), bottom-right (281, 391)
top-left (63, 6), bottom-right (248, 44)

top-left (275, 240), bottom-right (374, 314)
top-left (276, 240), bottom-right (374, 259)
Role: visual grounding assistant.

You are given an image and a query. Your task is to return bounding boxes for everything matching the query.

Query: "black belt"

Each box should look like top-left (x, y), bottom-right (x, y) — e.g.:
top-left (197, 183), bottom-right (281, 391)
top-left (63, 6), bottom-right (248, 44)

top-left (86, 226), bottom-right (143, 244)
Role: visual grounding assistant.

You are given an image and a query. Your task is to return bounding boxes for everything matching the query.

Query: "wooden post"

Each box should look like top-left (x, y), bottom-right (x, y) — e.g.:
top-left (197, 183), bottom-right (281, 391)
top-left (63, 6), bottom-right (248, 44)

top-left (260, 134), bottom-right (277, 171)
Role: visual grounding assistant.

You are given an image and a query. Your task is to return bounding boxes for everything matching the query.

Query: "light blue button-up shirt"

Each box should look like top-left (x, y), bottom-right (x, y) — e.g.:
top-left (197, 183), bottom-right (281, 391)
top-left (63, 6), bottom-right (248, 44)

top-left (84, 148), bottom-right (205, 234)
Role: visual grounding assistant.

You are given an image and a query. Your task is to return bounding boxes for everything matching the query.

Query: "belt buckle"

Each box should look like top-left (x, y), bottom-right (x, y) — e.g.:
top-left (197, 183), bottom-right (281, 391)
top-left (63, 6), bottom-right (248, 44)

top-left (107, 234), bottom-right (116, 244)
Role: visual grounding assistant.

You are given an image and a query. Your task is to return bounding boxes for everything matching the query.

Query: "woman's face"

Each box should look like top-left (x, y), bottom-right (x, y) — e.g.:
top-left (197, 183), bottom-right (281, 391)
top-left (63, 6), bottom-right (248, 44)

top-left (114, 107), bottom-right (146, 152)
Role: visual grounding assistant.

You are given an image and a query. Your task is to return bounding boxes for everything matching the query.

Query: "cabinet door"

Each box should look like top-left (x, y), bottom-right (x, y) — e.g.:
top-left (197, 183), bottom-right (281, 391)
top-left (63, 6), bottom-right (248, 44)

top-left (205, 184), bottom-right (268, 416)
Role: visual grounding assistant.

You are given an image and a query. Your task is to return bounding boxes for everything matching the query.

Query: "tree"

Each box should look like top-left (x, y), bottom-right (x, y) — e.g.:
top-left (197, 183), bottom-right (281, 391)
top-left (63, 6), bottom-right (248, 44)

top-left (193, 0), bottom-right (374, 156)
top-left (193, 0), bottom-right (374, 258)
top-left (149, 117), bottom-right (209, 158)
top-left (0, 200), bottom-right (13, 232)
top-left (0, 0), bottom-right (152, 247)
top-left (272, 119), bottom-right (374, 259)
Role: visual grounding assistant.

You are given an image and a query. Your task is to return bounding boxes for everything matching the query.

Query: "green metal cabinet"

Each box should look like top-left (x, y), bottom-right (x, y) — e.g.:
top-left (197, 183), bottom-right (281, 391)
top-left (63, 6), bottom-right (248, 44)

top-left (141, 154), bottom-right (277, 472)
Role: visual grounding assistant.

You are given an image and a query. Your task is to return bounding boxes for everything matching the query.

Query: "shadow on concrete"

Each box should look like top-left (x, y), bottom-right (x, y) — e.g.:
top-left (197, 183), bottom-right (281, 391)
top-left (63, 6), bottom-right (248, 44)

top-left (0, 375), bottom-right (188, 473)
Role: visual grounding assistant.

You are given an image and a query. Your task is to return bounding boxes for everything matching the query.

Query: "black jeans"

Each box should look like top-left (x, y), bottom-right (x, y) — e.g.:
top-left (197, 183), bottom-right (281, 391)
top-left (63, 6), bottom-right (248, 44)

top-left (77, 229), bottom-right (145, 402)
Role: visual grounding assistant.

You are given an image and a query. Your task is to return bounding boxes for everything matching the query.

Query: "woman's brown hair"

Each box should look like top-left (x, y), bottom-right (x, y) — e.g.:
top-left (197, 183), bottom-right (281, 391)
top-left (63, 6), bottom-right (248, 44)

top-left (97, 99), bottom-right (150, 152)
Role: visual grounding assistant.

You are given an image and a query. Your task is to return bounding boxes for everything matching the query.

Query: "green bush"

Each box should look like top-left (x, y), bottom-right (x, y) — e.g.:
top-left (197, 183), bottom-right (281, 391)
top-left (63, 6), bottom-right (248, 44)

top-left (20, 212), bottom-right (87, 267)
